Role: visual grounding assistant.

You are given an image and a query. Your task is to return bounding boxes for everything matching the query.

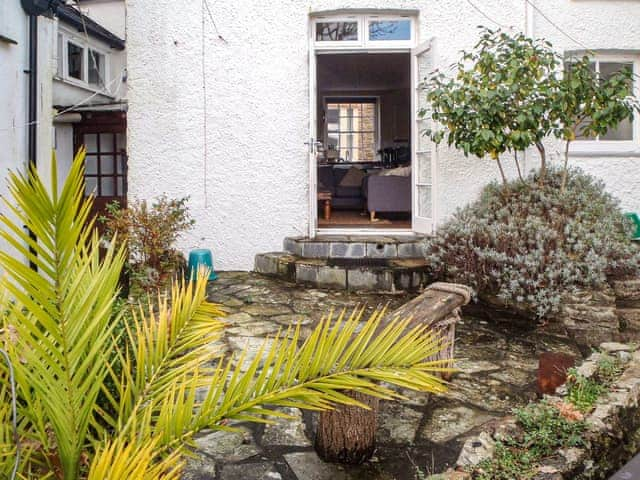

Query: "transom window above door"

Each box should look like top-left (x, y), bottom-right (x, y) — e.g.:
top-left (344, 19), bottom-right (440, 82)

top-left (313, 14), bottom-right (415, 48)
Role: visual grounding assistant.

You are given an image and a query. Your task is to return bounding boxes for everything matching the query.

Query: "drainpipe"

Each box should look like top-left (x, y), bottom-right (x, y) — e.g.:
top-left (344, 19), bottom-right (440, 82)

top-left (26, 14), bottom-right (37, 171)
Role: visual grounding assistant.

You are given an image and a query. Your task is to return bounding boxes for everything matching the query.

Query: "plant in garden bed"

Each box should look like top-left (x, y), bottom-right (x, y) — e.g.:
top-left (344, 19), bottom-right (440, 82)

top-left (100, 195), bottom-right (194, 297)
top-left (427, 167), bottom-right (640, 319)
top-left (473, 402), bottom-right (587, 479)
top-left (0, 151), bottom-right (454, 479)
top-left (566, 353), bottom-right (622, 412)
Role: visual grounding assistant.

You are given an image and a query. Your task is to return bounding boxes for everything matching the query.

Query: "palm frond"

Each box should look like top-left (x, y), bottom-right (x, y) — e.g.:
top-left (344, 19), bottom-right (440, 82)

top-left (111, 273), bottom-right (226, 441)
top-left (190, 307), bottom-right (451, 431)
top-left (0, 151), bottom-right (126, 479)
top-left (87, 437), bottom-right (183, 480)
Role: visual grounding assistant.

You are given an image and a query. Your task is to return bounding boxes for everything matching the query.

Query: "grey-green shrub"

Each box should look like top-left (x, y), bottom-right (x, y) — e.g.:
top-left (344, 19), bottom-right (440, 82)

top-left (427, 168), bottom-right (640, 319)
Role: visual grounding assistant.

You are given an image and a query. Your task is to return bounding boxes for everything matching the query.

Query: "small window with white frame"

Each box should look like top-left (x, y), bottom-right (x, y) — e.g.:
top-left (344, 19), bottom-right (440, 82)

top-left (313, 13), bottom-right (415, 49)
top-left (56, 27), bottom-right (110, 93)
top-left (570, 54), bottom-right (639, 153)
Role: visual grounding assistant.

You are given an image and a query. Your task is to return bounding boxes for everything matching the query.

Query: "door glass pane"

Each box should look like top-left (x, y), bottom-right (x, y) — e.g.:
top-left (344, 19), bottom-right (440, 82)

top-left (85, 177), bottom-right (97, 195)
top-left (417, 152), bottom-right (432, 183)
top-left (100, 133), bottom-right (115, 152)
top-left (84, 134), bottom-right (98, 153)
top-left (67, 42), bottom-right (83, 80)
top-left (101, 178), bottom-right (115, 196)
top-left (116, 155), bottom-right (125, 174)
top-left (85, 155), bottom-right (98, 175)
top-left (117, 177), bottom-right (124, 195)
top-left (417, 186), bottom-right (432, 218)
top-left (316, 21), bottom-right (358, 41)
top-left (116, 133), bottom-right (126, 150)
top-left (368, 19), bottom-right (411, 41)
top-left (101, 156), bottom-right (115, 174)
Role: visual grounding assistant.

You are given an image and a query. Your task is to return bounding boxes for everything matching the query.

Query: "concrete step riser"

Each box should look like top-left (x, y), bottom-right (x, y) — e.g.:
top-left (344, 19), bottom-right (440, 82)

top-left (283, 236), bottom-right (427, 259)
top-left (255, 252), bottom-right (430, 293)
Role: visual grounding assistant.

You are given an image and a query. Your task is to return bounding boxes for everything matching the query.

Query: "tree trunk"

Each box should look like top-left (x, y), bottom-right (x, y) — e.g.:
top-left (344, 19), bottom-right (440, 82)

top-left (314, 283), bottom-right (472, 464)
top-left (560, 140), bottom-right (571, 193)
top-left (535, 141), bottom-right (547, 185)
top-left (315, 391), bottom-right (379, 464)
top-left (495, 157), bottom-right (508, 186)
top-left (514, 151), bottom-right (524, 182)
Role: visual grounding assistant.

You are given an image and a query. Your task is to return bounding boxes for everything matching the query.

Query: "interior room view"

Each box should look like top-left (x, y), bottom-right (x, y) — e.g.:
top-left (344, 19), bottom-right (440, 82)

top-left (316, 52), bottom-right (412, 229)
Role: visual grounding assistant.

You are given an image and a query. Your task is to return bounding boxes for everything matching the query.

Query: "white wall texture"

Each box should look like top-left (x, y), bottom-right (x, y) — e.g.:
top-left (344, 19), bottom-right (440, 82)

top-left (126, 0), bottom-right (640, 271)
top-left (0, 2), bottom-right (55, 262)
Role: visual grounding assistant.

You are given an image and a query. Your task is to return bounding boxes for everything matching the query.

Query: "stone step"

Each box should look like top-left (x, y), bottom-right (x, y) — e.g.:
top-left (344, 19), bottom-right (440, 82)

top-left (254, 252), bottom-right (431, 293)
top-left (283, 235), bottom-right (427, 259)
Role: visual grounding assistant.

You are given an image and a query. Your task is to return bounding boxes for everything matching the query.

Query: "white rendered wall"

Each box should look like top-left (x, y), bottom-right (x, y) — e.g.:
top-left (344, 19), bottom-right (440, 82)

top-left (0, 4), bottom-right (55, 262)
top-left (126, 0), bottom-right (640, 270)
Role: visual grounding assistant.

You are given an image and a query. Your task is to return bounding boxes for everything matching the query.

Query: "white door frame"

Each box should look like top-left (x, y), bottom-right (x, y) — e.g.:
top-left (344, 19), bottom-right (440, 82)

top-left (410, 38), bottom-right (437, 234)
top-left (308, 14), bottom-right (421, 238)
top-left (309, 49), bottom-right (419, 237)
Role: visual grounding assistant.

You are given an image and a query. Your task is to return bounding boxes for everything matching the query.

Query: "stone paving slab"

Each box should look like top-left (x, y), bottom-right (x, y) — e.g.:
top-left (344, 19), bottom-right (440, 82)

top-left (183, 272), bottom-right (583, 480)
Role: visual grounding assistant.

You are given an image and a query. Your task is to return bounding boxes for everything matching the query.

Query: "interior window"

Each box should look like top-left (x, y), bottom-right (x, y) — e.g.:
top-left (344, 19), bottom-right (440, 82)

top-left (88, 49), bottom-right (105, 87)
top-left (326, 100), bottom-right (377, 162)
top-left (368, 19), bottom-right (411, 41)
top-left (316, 21), bottom-right (358, 42)
top-left (67, 41), bottom-right (84, 80)
top-left (572, 59), bottom-right (634, 141)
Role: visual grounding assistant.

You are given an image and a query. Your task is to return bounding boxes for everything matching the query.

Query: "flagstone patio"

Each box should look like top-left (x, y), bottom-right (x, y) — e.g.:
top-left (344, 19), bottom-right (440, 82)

top-left (183, 272), bottom-right (583, 480)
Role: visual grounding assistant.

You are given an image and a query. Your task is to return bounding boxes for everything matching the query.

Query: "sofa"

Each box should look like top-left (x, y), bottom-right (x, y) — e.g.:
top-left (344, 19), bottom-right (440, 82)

top-left (363, 174), bottom-right (411, 214)
top-left (317, 166), bottom-right (364, 209)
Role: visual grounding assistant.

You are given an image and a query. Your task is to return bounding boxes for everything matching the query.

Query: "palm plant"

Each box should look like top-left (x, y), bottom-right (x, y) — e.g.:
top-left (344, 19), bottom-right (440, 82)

top-left (0, 151), bottom-right (452, 479)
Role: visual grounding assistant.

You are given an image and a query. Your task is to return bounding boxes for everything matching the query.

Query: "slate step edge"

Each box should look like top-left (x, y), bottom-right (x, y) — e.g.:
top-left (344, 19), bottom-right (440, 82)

top-left (283, 236), bottom-right (428, 259)
top-left (254, 252), bottom-right (431, 293)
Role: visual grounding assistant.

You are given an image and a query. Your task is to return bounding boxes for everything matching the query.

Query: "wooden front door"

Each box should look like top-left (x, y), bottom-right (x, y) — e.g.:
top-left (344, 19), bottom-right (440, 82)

top-left (74, 112), bottom-right (127, 223)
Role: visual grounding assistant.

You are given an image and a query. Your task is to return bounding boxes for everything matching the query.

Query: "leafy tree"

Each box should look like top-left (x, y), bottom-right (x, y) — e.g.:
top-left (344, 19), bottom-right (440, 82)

top-left (424, 29), bottom-right (639, 188)
top-left (554, 56), bottom-right (638, 192)
top-left (0, 151), bottom-right (451, 479)
top-left (425, 29), bottom-right (560, 185)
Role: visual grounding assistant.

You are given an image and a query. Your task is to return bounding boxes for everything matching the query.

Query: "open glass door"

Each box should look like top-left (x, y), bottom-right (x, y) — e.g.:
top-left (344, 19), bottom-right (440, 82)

top-left (411, 39), bottom-right (436, 234)
top-left (308, 41), bottom-right (318, 236)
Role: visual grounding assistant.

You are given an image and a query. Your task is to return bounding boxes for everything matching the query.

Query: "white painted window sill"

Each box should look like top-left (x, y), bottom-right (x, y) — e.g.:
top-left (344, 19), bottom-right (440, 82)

top-left (569, 142), bottom-right (640, 158)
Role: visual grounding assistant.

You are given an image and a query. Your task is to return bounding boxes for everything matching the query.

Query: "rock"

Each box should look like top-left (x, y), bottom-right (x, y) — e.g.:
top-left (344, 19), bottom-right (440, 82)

top-left (225, 312), bottom-right (254, 324)
top-left (181, 456), bottom-right (217, 480)
top-left (575, 355), bottom-right (600, 378)
top-left (283, 451), bottom-right (350, 480)
top-left (617, 308), bottom-right (640, 330)
top-left (600, 342), bottom-right (631, 353)
top-left (261, 408), bottom-right (311, 446)
top-left (194, 428), bottom-right (260, 462)
top-left (491, 417), bottom-right (524, 443)
top-left (227, 336), bottom-right (275, 370)
top-left (420, 406), bottom-right (494, 444)
top-left (219, 462), bottom-right (282, 480)
top-left (242, 305), bottom-right (293, 316)
top-left (227, 321), bottom-right (280, 337)
top-left (377, 402), bottom-right (423, 444)
top-left (223, 297), bottom-right (245, 308)
top-left (272, 313), bottom-right (312, 326)
top-left (618, 351), bottom-right (632, 363)
top-left (456, 431), bottom-right (495, 467)
top-left (612, 278), bottom-right (640, 303)
top-left (425, 470), bottom-right (471, 480)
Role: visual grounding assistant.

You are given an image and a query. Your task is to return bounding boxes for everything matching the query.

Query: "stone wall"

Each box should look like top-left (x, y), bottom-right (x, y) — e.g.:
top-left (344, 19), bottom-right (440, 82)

top-left (452, 343), bottom-right (640, 480)
top-left (479, 277), bottom-right (640, 350)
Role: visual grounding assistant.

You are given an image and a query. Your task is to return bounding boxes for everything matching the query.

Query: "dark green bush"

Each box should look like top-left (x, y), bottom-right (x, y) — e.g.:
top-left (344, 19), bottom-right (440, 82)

top-left (427, 168), bottom-right (640, 319)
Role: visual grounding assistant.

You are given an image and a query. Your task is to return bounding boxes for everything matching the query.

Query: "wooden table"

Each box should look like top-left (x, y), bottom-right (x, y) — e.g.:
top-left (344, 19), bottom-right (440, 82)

top-left (317, 191), bottom-right (332, 220)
